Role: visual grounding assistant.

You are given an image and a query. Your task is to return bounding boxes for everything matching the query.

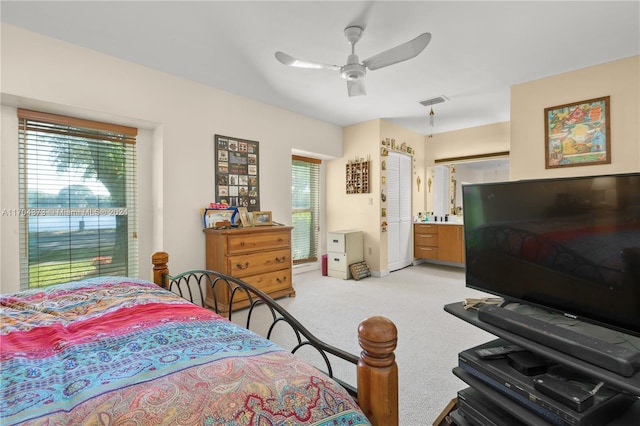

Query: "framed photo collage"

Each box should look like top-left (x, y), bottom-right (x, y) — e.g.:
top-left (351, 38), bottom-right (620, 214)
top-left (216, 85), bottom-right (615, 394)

top-left (214, 134), bottom-right (260, 211)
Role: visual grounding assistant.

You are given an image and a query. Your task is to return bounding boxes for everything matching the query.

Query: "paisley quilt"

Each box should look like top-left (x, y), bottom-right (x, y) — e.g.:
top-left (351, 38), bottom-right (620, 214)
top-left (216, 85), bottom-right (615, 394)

top-left (0, 277), bottom-right (370, 425)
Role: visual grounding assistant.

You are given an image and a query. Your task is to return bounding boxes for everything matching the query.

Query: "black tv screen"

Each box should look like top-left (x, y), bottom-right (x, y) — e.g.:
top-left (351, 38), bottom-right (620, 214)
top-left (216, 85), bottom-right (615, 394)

top-left (462, 172), bottom-right (640, 337)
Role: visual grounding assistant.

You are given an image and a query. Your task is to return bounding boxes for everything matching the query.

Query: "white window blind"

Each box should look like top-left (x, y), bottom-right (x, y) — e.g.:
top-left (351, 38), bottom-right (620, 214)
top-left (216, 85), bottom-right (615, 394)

top-left (291, 155), bottom-right (320, 264)
top-left (18, 109), bottom-right (138, 289)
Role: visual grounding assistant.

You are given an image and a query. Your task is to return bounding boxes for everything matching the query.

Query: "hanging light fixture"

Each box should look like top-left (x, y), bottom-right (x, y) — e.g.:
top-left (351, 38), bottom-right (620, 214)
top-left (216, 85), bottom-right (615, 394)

top-left (428, 106), bottom-right (435, 138)
top-left (419, 95), bottom-right (448, 139)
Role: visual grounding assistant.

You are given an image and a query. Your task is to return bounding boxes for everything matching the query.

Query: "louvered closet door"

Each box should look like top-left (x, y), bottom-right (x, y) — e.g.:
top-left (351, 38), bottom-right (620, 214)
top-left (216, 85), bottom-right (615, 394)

top-left (387, 152), bottom-right (412, 272)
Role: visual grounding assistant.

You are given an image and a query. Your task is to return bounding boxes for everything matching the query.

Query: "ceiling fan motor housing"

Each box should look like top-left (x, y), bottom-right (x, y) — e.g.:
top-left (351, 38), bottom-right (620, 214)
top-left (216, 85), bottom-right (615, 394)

top-left (341, 54), bottom-right (366, 80)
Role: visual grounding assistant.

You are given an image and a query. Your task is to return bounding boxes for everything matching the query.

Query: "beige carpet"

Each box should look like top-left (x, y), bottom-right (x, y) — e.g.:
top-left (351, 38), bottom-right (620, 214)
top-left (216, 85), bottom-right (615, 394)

top-left (232, 262), bottom-right (495, 425)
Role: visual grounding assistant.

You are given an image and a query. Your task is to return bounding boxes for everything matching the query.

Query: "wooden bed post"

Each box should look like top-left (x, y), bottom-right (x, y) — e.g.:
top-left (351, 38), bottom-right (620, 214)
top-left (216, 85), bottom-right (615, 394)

top-left (151, 251), bottom-right (169, 288)
top-left (357, 316), bottom-right (399, 426)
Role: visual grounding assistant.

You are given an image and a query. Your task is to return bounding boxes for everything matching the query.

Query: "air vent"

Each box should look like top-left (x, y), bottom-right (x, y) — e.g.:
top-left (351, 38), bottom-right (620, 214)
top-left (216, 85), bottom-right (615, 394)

top-left (419, 95), bottom-right (448, 107)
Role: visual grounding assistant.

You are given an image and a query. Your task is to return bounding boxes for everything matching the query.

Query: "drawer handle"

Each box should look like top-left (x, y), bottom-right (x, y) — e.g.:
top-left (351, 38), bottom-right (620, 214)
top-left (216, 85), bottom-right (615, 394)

top-left (275, 256), bottom-right (286, 263)
top-left (332, 239), bottom-right (339, 243)
top-left (421, 248), bottom-right (434, 251)
top-left (236, 262), bottom-right (250, 269)
top-left (277, 237), bottom-right (284, 242)
top-left (240, 241), bottom-right (246, 246)
top-left (276, 276), bottom-right (287, 283)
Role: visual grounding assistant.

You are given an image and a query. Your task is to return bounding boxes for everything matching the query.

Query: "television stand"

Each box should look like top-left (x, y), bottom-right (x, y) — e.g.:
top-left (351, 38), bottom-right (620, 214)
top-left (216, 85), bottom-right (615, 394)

top-left (477, 304), bottom-right (640, 377)
top-left (442, 302), bottom-right (640, 426)
top-left (444, 302), bottom-right (640, 396)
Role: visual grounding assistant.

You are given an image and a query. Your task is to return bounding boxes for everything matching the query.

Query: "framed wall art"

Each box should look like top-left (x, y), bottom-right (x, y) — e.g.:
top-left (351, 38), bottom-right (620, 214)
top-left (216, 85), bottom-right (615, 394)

top-left (544, 96), bottom-right (610, 169)
top-left (214, 134), bottom-right (260, 211)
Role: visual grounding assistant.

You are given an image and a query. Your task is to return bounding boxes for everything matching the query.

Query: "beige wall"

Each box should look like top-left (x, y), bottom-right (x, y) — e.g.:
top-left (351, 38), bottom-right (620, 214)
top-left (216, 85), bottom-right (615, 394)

top-left (0, 24), bottom-right (343, 293)
top-left (510, 55), bottom-right (640, 180)
top-left (327, 119), bottom-right (425, 274)
top-left (417, 121), bottom-right (510, 213)
top-left (2, 23), bottom-right (638, 291)
top-left (421, 55), bottom-right (639, 187)
top-left (327, 120), bottom-right (380, 270)
top-left (424, 121), bottom-right (511, 165)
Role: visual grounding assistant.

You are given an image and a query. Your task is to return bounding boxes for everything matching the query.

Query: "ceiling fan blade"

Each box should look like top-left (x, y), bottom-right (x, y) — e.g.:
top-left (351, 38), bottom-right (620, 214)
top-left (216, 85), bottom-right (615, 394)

top-left (347, 79), bottom-right (366, 97)
top-left (275, 51), bottom-right (340, 71)
top-left (362, 33), bottom-right (431, 71)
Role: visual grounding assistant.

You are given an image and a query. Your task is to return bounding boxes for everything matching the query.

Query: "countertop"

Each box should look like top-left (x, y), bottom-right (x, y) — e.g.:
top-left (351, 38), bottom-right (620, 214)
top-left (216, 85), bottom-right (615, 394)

top-left (413, 221), bottom-right (463, 226)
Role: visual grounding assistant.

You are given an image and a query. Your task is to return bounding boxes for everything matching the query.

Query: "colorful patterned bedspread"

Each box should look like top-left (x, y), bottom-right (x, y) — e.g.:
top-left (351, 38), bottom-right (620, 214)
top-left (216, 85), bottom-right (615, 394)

top-left (0, 277), bottom-right (370, 425)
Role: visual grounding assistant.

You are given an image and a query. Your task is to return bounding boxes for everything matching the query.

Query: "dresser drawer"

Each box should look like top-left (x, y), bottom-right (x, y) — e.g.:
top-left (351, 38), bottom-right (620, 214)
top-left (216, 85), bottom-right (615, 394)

top-left (212, 268), bottom-right (292, 309)
top-left (243, 269), bottom-right (292, 296)
top-left (414, 245), bottom-right (439, 259)
top-left (227, 231), bottom-right (291, 254)
top-left (414, 233), bottom-right (439, 247)
top-left (414, 223), bottom-right (438, 233)
top-left (228, 248), bottom-right (291, 277)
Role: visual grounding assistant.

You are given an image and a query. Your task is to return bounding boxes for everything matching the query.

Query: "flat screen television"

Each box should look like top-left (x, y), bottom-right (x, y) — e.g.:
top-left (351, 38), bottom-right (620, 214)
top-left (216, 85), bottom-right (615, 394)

top-left (462, 172), bottom-right (640, 337)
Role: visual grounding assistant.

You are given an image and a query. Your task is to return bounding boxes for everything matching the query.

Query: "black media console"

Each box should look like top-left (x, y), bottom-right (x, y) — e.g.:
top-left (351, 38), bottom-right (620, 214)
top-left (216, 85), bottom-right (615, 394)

top-left (444, 302), bottom-right (640, 426)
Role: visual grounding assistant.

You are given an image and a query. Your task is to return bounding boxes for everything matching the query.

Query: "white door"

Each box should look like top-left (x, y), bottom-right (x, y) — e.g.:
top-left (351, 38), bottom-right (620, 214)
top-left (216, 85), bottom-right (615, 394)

top-left (387, 152), bottom-right (412, 272)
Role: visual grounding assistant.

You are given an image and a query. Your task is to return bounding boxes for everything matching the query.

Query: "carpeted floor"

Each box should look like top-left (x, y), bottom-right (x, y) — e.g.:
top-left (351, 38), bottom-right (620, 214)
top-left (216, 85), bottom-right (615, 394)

top-left (234, 262), bottom-right (495, 425)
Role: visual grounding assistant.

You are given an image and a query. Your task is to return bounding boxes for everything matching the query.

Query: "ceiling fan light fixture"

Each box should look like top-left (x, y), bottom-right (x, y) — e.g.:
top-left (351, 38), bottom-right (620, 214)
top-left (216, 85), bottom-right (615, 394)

top-left (340, 63), bottom-right (366, 81)
top-left (344, 26), bottom-right (364, 44)
top-left (276, 26), bottom-right (430, 97)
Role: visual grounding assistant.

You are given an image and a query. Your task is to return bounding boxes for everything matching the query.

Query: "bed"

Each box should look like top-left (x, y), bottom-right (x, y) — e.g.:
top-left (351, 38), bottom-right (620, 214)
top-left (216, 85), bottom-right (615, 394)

top-left (1, 251), bottom-right (398, 426)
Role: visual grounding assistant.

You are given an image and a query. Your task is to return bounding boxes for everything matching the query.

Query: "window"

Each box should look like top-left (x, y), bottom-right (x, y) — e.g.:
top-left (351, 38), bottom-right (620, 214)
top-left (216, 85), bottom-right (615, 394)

top-left (18, 109), bottom-right (138, 289)
top-left (291, 155), bottom-right (320, 264)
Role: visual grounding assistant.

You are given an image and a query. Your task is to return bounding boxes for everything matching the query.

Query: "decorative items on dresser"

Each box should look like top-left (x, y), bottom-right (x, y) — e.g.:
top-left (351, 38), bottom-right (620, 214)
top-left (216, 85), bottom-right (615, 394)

top-left (204, 225), bottom-right (294, 315)
top-left (327, 230), bottom-right (364, 279)
top-left (413, 223), bottom-right (464, 265)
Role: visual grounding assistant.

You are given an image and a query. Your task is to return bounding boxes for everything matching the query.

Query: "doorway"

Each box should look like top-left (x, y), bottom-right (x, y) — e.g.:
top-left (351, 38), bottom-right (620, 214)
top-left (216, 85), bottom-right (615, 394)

top-left (386, 151), bottom-right (412, 272)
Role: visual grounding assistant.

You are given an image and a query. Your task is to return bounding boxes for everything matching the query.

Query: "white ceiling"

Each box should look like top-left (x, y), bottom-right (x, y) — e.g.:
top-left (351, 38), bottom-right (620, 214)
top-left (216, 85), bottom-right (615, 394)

top-left (2, 1), bottom-right (638, 135)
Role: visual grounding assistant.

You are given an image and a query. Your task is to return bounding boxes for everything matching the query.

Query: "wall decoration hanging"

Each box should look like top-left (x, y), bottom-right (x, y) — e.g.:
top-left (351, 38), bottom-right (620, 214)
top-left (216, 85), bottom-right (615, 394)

top-left (381, 137), bottom-right (413, 155)
top-left (346, 158), bottom-right (370, 194)
top-left (214, 134), bottom-right (260, 211)
top-left (544, 96), bottom-right (610, 168)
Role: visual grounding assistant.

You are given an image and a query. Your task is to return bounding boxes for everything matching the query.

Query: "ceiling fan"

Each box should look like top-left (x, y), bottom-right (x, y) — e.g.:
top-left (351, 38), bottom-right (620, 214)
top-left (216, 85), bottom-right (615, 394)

top-left (275, 26), bottom-right (431, 97)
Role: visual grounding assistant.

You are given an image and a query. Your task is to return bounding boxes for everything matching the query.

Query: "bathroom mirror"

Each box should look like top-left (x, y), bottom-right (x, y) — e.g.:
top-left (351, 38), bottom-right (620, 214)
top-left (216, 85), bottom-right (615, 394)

top-left (429, 157), bottom-right (509, 218)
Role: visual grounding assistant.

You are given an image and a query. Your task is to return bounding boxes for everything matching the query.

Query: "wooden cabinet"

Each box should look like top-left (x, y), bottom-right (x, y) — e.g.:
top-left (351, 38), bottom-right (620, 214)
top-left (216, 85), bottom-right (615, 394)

top-left (413, 223), bottom-right (464, 264)
top-left (204, 226), bottom-right (295, 314)
top-left (414, 223), bottom-right (439, 260)
top-left (438, 224), bottom-right (464, 263)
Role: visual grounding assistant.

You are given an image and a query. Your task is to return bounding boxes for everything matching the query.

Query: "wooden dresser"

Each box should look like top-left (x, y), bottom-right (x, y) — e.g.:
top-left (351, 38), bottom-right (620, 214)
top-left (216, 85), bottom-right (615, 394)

top-left (414, 223), bottom-right (464, 264)
top-left (204, 226), bottom-right (295, 314)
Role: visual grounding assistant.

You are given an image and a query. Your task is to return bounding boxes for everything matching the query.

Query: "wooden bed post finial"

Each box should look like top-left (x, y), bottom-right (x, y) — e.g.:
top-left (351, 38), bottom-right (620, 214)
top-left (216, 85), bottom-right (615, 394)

top-left (151, 251), bottom-right (169, 289)
top-left (357, 316), bottom-right (399, 426)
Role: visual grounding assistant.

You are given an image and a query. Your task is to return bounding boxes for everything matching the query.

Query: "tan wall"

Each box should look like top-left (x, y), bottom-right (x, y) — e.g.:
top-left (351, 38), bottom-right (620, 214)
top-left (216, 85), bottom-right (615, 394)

top-left (424, 121), bottom-right (511, 165)
top-left (327, 120), bottom-right (380, 270)
top-left (510, 55), bottom-right (640, 180)
top-left (421, 56), bottom-right (639, 187)
top-left (328, 119), bottom-right (425, 274)
top-left (421, 122), bottom-right (510, 212)
top-left (0, 24), bottom-right (343, 293)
